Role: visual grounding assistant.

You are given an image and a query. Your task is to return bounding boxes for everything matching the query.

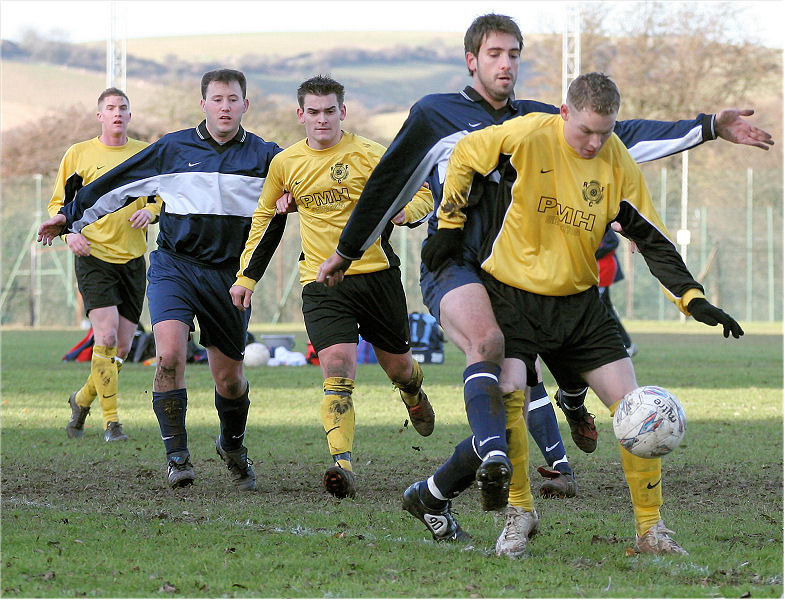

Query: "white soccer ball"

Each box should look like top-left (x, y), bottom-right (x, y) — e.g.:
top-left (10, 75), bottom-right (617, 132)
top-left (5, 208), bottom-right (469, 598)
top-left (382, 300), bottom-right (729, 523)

top-left (613, 386), bottom-right (686, 458)
top-left (243, 342), bottom-right (270, 367)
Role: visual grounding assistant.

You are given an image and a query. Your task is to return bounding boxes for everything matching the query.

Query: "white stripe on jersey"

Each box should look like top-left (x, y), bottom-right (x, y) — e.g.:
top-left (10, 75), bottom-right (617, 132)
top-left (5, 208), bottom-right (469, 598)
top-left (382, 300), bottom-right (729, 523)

top-left (627, 124), bottom-right (703, 163)
top-left (73, 172), bottom-right (265, 232)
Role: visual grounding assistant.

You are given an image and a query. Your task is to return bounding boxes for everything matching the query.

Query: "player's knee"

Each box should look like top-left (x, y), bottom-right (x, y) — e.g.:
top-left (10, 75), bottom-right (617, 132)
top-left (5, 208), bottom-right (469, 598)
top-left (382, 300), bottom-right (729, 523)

top-left (156, 351), bottom-right (183, 378)
top-left (96, 332), bottom-right (118, 348)
top-left (321, 352), bottom-right (354, 379)
top-left (218, 376), bottom-right (246, 399)
top-left (475, 328), bottom-right (505, 363)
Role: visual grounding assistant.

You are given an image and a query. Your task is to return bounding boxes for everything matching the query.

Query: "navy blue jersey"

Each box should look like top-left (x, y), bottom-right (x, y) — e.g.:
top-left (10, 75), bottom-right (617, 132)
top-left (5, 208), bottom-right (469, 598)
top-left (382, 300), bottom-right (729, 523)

top-left (60, 122), bottom-right (285, 268)
top-left (336, 86), bottom-right (715, 260)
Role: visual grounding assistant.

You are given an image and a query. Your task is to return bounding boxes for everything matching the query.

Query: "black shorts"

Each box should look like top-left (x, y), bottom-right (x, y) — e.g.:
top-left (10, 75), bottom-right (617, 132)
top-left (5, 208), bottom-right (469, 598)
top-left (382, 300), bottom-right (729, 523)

top-left (302, 267), bottom-right (410, 355)
top-left (74, 255), bottom-right (146, 323)
top-left (481, 273), bottom-right (629, 391)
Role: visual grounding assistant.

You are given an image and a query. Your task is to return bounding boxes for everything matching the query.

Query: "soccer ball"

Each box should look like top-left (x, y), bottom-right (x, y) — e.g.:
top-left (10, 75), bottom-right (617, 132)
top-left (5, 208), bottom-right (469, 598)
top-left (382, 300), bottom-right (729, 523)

top-left (613, 386), bottom-right (686, 458)
top-left (243, 342), bottom-right (270, 367)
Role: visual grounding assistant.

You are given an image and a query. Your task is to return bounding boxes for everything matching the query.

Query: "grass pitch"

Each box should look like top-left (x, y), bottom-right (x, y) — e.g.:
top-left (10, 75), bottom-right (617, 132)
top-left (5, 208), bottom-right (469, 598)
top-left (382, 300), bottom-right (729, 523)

top-left (1, 323), bottom-right (782, 598)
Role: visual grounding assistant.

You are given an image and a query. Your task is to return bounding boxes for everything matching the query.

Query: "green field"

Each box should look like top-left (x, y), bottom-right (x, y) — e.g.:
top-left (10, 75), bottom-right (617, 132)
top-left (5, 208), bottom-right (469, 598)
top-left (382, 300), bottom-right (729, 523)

top-left (1, 323), bottom-right (782, 598)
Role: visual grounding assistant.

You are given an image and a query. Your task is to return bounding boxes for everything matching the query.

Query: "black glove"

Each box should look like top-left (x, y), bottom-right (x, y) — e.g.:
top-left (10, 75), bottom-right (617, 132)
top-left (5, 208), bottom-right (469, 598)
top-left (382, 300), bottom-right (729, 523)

top-left (421, 228), bottom-right (464, 272)
top-left (687, 298), bottom-right (744, 339)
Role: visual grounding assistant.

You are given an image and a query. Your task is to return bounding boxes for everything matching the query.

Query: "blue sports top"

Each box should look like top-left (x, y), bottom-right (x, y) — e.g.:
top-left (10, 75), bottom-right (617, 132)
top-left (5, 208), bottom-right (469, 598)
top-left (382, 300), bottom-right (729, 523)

top-left (335, 86), bottom-right (716, 260)
top-left (60, 121), bottom-right (285, 269)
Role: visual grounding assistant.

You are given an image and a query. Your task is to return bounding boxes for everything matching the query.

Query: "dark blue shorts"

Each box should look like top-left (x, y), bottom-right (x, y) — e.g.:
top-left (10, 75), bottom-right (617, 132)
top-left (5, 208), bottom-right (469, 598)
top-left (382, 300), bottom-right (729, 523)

top-left (146, 250), bottom-right (250, 361)
top-left (419, 258), bottom-right (482, 324)
top-left (419, 199), bottom-right (490, 323)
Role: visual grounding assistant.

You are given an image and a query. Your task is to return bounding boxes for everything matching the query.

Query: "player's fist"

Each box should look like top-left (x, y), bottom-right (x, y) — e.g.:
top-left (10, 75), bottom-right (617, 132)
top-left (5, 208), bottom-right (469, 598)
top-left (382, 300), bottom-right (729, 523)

top-left (230, 285), bottom-right (253, 311)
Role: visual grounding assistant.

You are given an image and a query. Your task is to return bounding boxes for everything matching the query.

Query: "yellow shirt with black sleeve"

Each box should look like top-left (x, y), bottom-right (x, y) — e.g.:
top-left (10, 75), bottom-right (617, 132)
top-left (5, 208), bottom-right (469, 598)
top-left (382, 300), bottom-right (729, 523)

top-left (439, 112), bottom-right (705, 315)
top-left (236, 131), bottom-right (432, 288)
top-left (48, 137), bottom-right (161, 264)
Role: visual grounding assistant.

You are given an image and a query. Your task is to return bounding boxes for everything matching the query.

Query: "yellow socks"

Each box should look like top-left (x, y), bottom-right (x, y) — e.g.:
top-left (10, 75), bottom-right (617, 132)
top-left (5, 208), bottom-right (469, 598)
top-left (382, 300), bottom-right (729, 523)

top-left (504, 390), bottom-right (534, 511)
top-left (393, 358), bottom-right (423, 406)
top-left (75, 350), bottom-right (123, 408)
top-left (611, 400), bottom-right (662, 536)
top-left (91, 345), bottom-right (119, 429)
top-left (321, 377), bottom-right (355, 469)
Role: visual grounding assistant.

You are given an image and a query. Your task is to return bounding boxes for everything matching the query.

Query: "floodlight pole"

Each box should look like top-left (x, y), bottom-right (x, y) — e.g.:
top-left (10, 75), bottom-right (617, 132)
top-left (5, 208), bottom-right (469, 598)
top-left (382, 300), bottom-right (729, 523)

top-left (562, 3), bottom-right (581, 102)
top-left (107, 1), bottom-right (127, 91)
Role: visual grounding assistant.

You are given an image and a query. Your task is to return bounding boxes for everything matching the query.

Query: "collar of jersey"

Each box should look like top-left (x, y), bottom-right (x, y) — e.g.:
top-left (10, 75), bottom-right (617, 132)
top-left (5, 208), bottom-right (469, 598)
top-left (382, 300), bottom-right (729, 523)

top-left (462, 86), bottom-right (516, 119)
top-left (196, 120), bottom-right (247, 145)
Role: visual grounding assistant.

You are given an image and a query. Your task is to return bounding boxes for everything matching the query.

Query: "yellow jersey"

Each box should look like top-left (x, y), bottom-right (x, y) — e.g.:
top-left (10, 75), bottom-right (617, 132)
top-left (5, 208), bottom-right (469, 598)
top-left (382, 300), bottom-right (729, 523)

top-left (237, 131), bottom-right (432, 288)
top-left (439, 113), bottom-right (704, 313)
top-left (49, 137), bottom-right (161, 263)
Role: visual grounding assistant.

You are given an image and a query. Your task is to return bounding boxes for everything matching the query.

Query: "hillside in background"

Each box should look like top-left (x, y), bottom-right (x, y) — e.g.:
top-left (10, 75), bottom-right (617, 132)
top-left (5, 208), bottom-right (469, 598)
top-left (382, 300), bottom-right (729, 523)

top-left (0, 30), bottom-right (553, 176)
top-left (1, 30), bottom-right (485, 128)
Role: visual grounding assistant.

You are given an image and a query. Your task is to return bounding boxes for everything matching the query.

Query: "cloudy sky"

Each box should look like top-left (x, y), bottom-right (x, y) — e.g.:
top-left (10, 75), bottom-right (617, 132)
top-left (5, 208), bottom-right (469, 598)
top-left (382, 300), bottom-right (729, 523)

top-left (1, 0), bottom-right (783, 47)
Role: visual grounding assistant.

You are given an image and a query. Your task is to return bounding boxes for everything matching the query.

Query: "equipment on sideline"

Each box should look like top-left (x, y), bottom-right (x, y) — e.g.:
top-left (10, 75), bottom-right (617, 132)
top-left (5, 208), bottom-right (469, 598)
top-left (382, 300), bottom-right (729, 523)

top-left (613, 386), bottom-right (686, 458)
top-left (408, 312), bottom-right (444, 364)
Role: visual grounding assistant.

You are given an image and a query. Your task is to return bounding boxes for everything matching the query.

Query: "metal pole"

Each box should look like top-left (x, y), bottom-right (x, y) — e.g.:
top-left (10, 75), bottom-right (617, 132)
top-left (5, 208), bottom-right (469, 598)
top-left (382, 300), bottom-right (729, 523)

top-left (767, 205), bottom-right (775, 321)
top-left (562, 4), bottom-right (581, 102)
top-left (658, 167), bottom-right (667, 320)
top-left (678, 153), bottom-right (689, 322)
top-left (107, 2), bottom-right (127, 91)
top-left (746, 168), bottom-right (753, 322)
top-left (700, 206), bottom-right (708, 282)
top-left (33, 174), bottom-right (43, 327)
top-left (399, 226), bottom-right (408, 308)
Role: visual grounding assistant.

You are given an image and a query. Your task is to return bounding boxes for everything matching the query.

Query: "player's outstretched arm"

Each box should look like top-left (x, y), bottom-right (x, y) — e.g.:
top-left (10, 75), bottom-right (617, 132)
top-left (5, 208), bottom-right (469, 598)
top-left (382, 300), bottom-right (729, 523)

top-left (687, 298), bottom-right (744, 338)
top-left (316, 253), bottom-right (352, 287)
top-left (230, 285), bottom-right (253, 312)
top-left (37, 213), bottom-right (67, 245)
top-left (714, 109), bottom-right (774, 150)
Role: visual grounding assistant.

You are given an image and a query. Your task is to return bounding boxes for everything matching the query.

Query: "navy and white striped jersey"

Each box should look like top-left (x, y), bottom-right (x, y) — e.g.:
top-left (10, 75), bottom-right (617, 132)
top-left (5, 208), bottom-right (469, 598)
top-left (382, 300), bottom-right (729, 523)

top-left (60, 121), bottom-right (285, 268)
top-left (335, 86), bottom-right (716, 260)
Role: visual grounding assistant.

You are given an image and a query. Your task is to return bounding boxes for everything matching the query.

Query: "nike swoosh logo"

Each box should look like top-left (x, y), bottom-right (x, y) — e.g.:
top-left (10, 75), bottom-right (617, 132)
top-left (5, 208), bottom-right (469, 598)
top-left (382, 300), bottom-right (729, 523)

top-left (161, 435), bottom-right (175, 440)
top-left (478, 435), bottom-right (500, 446)
top-left (96, 165), bottom-right (105, 170)
top-left (294, 180), bottom-right (303, 185)
top-left (468, 122), bottom-right (482, 127)
top-left (646, 479), bottom-right (661, 489)
top-left (540, 168), bottom-right (553, 174)
top-left (101, 394), bottom-right (115, 398)
top-left (188, 162), bottom-right (201, 167)
top-left (545, 443), bottom-right (560, 452)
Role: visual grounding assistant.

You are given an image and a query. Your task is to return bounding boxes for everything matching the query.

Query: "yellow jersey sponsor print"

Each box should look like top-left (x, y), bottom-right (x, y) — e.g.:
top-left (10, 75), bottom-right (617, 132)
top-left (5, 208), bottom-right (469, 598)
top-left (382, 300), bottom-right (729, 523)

top-left (238, 132), bottom-right (432, 287)
top-left (440, 113), bottom-right (675, 298)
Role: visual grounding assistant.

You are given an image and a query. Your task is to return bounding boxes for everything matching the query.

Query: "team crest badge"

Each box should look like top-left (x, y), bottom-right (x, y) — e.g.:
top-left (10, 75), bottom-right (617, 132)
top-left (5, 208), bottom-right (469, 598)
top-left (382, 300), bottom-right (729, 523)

top-left (582, 180), bottom-right (604, 206)
top-left (331, 162), bottom-right (349, 183)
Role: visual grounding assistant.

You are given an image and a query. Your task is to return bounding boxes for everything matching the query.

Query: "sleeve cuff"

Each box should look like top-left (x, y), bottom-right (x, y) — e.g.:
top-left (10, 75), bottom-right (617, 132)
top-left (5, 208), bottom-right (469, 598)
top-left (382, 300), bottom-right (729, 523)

top-left (703, 113), bottom-right (717, 141)
top-left (234, 276), bottom-right (257, 292)
top-left (681, 288), bottom-right (706, 314)
top-left (336, 242), bottom-right (362, 262)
